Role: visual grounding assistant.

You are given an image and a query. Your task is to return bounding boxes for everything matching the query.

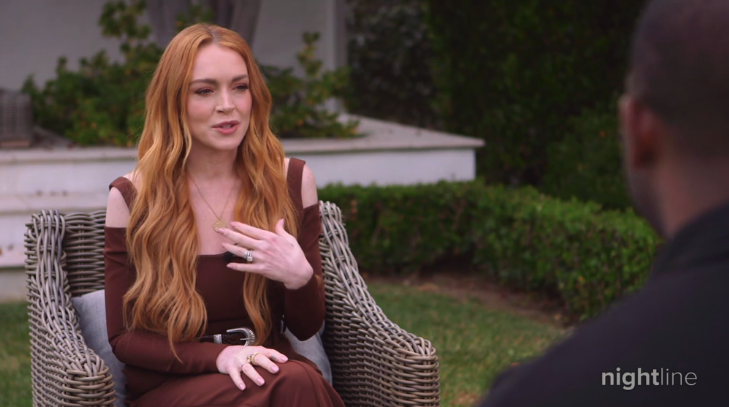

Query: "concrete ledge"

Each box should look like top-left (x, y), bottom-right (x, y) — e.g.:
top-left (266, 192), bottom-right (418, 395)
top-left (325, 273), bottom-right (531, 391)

top-left (0, 191), bottom-right (108, 215)
top-left (0, 115), bottom-right (482, 163)
top-left (0, 192), bottom-right (108, 250)
top-left (297, 148), bottom-right (477, 187)
top-left (0, 246), bottom-right (26, 304)
top-left (0, 269), bottom-right (25, 303)
top-left (0, 114), bottom-right (484, 269)
top-left (0, 245), bottom-right (24, 270)
top-left (0, 146), bottom-right (137, 165)
top-left (283, 114), bottom-right (484, 153)
top-left (0, 114), bottom-right (484, 196)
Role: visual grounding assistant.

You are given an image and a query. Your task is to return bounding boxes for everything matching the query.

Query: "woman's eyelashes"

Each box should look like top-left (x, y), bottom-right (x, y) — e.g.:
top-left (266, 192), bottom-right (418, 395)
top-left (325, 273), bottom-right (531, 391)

top-left (193, 83), bottom-right (249, 95)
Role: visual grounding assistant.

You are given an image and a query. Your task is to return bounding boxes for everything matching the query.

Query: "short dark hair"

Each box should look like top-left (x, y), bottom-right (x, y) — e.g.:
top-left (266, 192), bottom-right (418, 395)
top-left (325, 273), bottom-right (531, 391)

top-left (629, 0), bottom-right (729, 155)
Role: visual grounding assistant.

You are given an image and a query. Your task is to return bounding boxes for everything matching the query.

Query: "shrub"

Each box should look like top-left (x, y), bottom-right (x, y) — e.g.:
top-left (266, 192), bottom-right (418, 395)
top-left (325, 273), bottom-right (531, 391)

top-left (542, 103), bottom-right (631, 210)
top-left (471, 187), bottom-right (657, 318)
top-left (424, 1), bottom-right (644, 185)
top-left (21, 0), bottom-right (356, 146)
top-left (343, 0), bottom-right (440, 129)
top-left (319, 180), bottom-right (660, 320)
top-left (22, 0), bottom-right (158, 146)
top-left (261, 32), bottom-right (359, 139)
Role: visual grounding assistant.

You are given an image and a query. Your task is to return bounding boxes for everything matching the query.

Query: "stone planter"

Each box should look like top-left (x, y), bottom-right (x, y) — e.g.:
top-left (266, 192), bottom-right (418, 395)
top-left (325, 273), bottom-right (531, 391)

top-left (0, 114), bottom-right (483, 271)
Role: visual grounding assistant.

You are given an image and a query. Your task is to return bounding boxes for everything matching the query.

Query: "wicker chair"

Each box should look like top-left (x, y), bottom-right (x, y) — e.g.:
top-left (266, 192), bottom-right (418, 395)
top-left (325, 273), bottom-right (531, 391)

top-left (24, 202), bottom-right (441, 407)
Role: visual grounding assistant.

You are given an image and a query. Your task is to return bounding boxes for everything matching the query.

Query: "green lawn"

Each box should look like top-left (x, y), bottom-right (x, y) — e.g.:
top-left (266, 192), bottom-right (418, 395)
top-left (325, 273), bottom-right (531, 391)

top-left (368, 283), bottom-right (565, 406)
top-left (0, 302), bottom-right (31, 407)
top-left (0, 283), bottom-right (564, 407)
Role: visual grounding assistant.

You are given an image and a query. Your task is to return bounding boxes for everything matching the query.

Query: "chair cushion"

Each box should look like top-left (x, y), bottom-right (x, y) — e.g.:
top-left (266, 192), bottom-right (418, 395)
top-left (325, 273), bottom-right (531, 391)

top-left (71, 290), bottom-right (126, 407)
top-left (72, 289), bottom-right (332, 402)
top-left (285, 323), bottom-right (332, 384)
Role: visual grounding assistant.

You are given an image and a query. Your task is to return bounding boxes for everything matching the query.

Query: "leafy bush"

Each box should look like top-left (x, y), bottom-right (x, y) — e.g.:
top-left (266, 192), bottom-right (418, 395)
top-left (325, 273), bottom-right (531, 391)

top-left (22, 0), bottom-right (157, 146)
top-left (424, 1), bottom-right (644, 185)
top-left (21, 0), bottom-right (355, 146)
top-left (262, 32), bottom-right (359, 139)
top-left (471, 187), bottom-right (657, 319)
top-left (319, 180), bottom-right (660, 320)
top-left (542, 103), bottom-right (631, 210)
top-left (343, 0), bottom-right (440, 129)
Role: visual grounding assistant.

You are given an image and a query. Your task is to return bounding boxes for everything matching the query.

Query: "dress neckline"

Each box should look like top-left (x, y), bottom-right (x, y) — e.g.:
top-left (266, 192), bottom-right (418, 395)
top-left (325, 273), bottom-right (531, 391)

top-left (104, 226), bottom-right (231, 258)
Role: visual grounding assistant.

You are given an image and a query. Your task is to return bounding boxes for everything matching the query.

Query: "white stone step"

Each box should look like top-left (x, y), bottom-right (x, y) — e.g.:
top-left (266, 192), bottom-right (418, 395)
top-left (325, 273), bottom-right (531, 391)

top-left (0, 269), bottom-right (26, 303)
top-left (0, 244), bottom-right (24, 271)
top-left (0, 191), bottom-right (108, 269)
top-left (0, 243), bottom-right (25, 304)
top-left (0, 114), bottom-right (484, 271)
top-left (0, 147), bottom-right (136, 196)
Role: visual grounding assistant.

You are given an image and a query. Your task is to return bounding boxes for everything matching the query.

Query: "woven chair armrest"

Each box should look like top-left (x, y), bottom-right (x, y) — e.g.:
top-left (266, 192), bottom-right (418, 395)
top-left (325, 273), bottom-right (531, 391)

top-left (25, 210), bottom-right (116, 406)
top-left (319, 202), bottom-right (440, 406)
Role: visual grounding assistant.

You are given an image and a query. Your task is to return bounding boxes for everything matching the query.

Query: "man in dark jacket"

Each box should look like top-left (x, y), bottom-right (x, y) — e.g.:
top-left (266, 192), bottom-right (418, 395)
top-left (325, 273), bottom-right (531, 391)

top-left (477, 0), bottom-right (729, 405)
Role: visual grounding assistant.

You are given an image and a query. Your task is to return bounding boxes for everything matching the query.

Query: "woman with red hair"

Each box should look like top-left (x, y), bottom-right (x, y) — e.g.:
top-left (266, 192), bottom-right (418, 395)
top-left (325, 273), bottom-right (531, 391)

top-left (104, 23), bottom-right (344, 406)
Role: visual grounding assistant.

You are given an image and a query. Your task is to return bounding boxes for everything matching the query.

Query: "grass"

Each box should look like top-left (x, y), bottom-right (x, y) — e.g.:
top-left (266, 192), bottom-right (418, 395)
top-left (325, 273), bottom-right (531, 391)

top-left (0, 284), bottom-right (564, 407)
top-left (367, 282), bottom-right (565, 407)
top-left (0, 302), bottom-right (31, 407)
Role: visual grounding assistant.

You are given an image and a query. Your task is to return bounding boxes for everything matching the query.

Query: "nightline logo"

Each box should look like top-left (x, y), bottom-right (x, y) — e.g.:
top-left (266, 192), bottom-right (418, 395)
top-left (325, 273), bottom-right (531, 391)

top-left (602, 368), bottom-right (697, 390)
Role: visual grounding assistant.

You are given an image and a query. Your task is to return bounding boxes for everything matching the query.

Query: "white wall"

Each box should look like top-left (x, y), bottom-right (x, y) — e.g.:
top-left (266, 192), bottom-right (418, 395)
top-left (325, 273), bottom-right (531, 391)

top-left (0, 0), bottom-right (341, 92)
top-left (0, 0), bottom-right (133, 91)
top-left (296, 149), bottom-right (478, 187)
top-left (252, 0), bottom-right (338, 73)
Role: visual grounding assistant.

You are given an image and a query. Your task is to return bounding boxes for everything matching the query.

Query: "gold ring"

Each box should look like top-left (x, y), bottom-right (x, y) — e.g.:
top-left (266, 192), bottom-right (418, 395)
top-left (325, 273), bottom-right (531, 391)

top-left (246, 352), bottom-right (260, 366)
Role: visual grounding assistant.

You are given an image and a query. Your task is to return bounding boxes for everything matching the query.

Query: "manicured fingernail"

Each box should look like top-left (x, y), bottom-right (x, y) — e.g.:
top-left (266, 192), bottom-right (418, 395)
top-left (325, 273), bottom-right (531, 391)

top-left (272, 366), bottom-right (279, 373)
top-left (239, 385), bottom-right (245, 390)
top-left (281, 356), bottom-right (288, 362)
top-left (258, 378), bottom-right (265, 385)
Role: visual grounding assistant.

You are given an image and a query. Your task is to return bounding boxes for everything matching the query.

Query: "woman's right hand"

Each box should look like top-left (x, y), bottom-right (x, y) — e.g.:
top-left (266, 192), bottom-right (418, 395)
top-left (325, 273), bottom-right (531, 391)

top-left (216, 345), bottom-right (289, 390)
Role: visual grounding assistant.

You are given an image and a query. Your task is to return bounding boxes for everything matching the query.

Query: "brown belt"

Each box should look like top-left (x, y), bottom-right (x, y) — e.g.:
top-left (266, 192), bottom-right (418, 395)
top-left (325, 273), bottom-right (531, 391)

top-left (199, 327), bottom-right (256, 346)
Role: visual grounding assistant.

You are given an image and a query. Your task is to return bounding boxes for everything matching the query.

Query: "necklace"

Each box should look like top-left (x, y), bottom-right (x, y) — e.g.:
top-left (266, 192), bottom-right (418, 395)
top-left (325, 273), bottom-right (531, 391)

top-left (189, 174), bottom-right (237, 232)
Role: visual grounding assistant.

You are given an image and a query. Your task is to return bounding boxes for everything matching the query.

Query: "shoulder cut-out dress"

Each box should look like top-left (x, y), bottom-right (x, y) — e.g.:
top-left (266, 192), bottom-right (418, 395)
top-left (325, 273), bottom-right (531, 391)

top-left (104, 158), bottom-right (345, 406)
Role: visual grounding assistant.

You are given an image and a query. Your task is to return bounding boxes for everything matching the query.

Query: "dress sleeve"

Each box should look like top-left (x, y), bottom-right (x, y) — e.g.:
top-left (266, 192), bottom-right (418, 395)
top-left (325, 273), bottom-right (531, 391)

top-left (282, 203), bottom-right (326, 340)
top-left (104, 226), bottom-right (229, 374)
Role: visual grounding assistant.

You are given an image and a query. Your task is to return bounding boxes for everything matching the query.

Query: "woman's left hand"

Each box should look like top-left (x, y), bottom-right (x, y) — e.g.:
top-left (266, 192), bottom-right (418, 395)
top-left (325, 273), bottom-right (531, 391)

top-left (218, 219), bottom-right (313, 289)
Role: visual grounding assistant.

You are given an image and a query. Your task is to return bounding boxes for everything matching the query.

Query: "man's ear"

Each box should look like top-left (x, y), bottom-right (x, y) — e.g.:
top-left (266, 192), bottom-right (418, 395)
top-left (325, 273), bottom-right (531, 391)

top-left (619, 94), bottom-right (661, 169)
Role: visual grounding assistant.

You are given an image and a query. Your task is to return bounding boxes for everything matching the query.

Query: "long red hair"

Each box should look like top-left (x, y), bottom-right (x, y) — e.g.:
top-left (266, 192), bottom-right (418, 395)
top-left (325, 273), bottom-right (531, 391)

top-left (124, 24), bottom-right (298, 356)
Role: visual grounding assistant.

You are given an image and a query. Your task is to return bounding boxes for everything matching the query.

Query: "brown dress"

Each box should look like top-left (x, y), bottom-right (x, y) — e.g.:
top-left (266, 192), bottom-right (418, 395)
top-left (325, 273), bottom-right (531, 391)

top-left (103, 158), bottom-right (345, 407)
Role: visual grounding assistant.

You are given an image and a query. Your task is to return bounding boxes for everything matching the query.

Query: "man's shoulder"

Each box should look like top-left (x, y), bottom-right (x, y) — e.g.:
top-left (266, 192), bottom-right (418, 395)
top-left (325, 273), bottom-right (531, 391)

top-left (481, 269), bottom-right (729, 406)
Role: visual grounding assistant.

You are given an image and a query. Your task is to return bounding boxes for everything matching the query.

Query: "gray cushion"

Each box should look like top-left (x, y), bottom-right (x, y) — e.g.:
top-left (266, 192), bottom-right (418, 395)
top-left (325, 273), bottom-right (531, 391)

top-left (72, 289), bottom-right (333, 406)
top-left (285, 322), bottom-right (332, 384)
top-left (71, 290), bottom-right (126, 407)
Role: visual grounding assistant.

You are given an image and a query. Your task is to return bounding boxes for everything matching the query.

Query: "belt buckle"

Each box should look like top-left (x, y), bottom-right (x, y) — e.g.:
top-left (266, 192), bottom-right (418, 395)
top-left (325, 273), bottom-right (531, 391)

top-left (226, 327), bottom-right (256, 346)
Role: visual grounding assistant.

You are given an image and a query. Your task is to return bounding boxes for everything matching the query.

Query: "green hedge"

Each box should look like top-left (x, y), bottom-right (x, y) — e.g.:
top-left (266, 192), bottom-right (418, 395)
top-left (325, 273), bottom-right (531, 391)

top-left (343, 0), bottom-right (440, 129)
top-left (425, 1), bottom-right (644, 186)
top-left (319, 181), bottom-right (660, 319)
top-left (542, 103), bottom-right (631, 210)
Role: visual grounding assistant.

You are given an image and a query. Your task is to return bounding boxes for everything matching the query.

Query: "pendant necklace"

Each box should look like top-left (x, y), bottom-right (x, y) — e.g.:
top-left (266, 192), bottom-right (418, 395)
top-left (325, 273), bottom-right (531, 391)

top-left (189, 174), bottom-right (237, 232)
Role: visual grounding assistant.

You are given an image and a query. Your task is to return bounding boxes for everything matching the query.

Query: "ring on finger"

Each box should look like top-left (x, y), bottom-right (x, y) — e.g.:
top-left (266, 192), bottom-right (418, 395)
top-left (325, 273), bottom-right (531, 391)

top-left (243, 250), bottom-right (254, 263)
top-left (246, 352), bottom-right (260, 366)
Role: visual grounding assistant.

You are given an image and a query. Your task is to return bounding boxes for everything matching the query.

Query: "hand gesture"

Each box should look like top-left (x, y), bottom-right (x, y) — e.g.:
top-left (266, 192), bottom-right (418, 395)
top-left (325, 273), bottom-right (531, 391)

top-left (216, 345), bottom-right (288, 390)
top-left (218, 219), bottom-right (313, 289)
